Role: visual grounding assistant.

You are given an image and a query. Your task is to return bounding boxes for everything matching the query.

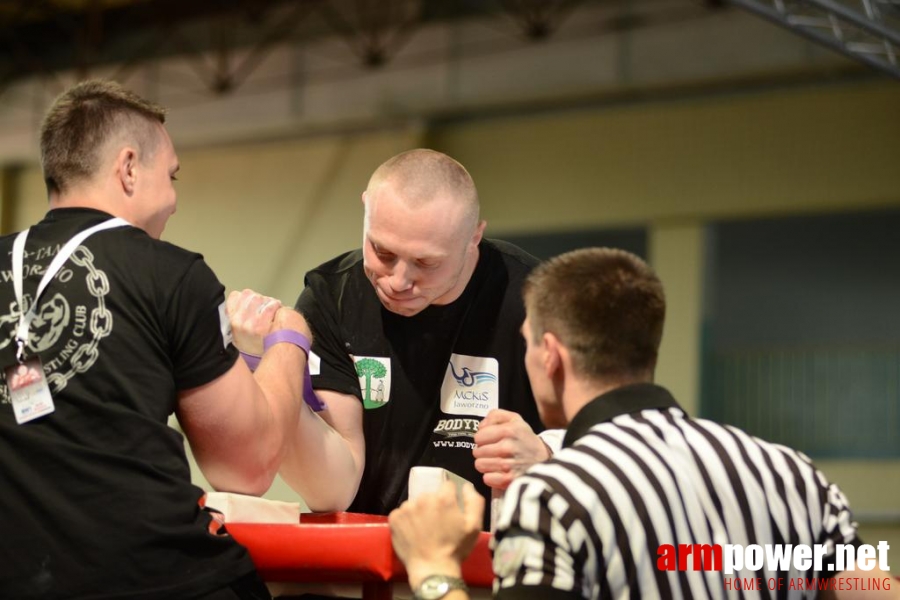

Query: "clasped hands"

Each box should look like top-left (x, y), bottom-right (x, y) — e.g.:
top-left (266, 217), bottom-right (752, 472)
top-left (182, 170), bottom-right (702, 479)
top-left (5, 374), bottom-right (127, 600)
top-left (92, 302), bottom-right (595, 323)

top-left (226, 289), bottom-right (308, 355)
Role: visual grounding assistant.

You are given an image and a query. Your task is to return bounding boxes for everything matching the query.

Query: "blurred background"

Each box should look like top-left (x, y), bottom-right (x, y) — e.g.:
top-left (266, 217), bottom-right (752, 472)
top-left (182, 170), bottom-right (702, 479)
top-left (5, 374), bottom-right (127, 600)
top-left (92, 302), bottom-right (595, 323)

top-left (0, 0), bottom-right (898, 551)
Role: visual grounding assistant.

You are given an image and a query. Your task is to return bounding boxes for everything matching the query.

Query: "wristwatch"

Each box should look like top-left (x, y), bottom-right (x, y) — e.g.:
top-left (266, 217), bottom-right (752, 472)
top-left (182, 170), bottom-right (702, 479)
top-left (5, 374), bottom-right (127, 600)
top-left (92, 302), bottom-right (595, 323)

top-left (413, 574), bottom-right (468, 599)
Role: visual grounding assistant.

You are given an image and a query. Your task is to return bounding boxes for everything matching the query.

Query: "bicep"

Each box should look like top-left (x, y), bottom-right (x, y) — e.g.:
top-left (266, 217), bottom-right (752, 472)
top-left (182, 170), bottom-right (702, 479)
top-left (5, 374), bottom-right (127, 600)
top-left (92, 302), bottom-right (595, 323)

top-left (176, 359), bottom-right (270, 492)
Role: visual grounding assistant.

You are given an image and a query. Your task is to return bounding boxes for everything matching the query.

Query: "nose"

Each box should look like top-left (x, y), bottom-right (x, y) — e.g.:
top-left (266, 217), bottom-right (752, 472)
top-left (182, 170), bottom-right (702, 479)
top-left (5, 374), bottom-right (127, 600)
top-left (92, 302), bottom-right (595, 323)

top-left (388, 262), bottom-right (414, 293)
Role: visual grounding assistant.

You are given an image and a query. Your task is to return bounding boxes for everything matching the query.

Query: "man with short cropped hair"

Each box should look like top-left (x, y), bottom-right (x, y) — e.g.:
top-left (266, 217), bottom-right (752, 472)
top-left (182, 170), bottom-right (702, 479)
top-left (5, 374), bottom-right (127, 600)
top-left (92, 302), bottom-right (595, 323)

top-left (279, 149), bottom-right (559, 528)
top-left (389, 247), bottom-right (897, 600)
top-left (0, 80), bottom-right (311, 599)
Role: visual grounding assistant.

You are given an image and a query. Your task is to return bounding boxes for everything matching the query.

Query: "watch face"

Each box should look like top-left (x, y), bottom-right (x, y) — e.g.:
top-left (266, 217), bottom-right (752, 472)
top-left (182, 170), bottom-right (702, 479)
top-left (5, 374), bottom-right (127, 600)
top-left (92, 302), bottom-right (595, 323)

top-left (419, 578), bottom-right (450, 599)
top-left (415, 575), bottom-right (466, 600)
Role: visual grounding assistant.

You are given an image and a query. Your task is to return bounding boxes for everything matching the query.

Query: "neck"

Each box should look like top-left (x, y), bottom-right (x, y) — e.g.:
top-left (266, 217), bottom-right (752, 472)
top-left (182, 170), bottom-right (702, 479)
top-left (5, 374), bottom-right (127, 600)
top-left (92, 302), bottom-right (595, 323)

top-left (561, 375), bottom-right (652, 423)
top-left (50, 189), bottom-right (120, 218)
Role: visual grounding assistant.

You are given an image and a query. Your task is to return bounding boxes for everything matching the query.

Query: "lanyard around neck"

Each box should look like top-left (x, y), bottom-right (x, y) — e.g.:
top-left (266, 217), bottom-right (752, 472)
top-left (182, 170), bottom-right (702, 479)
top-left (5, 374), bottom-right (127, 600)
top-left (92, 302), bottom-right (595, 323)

top-left (11, 217), bottom-right (130, 362)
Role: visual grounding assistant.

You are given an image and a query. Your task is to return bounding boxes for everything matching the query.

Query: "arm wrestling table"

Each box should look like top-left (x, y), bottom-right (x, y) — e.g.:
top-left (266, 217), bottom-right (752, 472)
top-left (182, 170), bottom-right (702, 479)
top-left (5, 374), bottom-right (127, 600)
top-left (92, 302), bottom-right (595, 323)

top-left (227, 512), bottom-right (494, 600)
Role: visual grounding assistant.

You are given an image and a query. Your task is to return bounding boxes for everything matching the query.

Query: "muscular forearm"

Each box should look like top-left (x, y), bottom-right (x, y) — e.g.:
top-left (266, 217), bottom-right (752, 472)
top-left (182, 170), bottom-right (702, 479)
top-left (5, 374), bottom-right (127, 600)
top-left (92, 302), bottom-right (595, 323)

top-left (279, 406), bottom-right (363, 511)
top-left (245, 341), bottom-right (307, 484)
top-left (179, 344), bottom-right (307, 496)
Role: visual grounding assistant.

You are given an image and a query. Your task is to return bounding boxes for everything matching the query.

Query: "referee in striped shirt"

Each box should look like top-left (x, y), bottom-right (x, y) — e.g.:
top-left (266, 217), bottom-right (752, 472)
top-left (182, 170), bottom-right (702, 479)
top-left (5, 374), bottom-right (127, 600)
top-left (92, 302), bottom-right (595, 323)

top-left (390, 247), bottom-right (898, 600)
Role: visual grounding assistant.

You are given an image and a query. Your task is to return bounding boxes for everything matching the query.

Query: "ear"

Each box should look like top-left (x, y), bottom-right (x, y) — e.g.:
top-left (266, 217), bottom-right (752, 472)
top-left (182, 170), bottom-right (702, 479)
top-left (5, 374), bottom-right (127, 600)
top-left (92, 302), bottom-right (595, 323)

top-left (542, 331), bottom-right (563, 379)
top-left (117, 147), bottom-right (138, 196)
top-left (470, 219), bottom-right (486, 248)
top-left (361, 190), bottom-right (368, 206)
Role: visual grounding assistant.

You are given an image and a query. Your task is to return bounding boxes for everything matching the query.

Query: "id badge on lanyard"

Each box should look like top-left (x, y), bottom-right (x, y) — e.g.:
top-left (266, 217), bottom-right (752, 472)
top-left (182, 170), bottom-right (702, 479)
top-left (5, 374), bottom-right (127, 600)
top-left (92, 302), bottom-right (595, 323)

top-left (5, 217), bottom-right (129, 424)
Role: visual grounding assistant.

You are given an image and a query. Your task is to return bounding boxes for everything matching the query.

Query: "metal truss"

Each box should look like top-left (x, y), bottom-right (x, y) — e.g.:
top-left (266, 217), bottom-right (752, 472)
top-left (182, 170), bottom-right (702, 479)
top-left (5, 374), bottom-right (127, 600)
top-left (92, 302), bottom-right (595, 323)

top-left (318, 0), bottom-right (423, 67)
top-left (727, 0), bottom-right (900, 79)
top-left (3, 0), bottom-right (896, 98)
top-left (499, 0), bottom-right (584, 40)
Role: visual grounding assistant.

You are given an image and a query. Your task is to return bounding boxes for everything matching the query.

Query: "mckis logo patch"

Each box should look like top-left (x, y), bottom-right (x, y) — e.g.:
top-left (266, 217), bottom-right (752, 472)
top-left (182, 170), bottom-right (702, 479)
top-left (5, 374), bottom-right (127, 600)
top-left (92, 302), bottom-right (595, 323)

top-left (354, 356), bottom-right (391, 409)
top-left (440, 354), bottom-right (498, 417)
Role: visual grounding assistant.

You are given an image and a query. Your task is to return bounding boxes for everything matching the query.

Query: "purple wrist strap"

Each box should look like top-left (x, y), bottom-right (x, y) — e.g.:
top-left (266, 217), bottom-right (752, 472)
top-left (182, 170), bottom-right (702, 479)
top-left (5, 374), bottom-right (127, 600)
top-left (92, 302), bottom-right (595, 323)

top-left (240, 351), bottom-right (261, 371)
top-left (241, 330), bottom-right (326, 412)
top-left (263, 329), bottom-right (312, 354)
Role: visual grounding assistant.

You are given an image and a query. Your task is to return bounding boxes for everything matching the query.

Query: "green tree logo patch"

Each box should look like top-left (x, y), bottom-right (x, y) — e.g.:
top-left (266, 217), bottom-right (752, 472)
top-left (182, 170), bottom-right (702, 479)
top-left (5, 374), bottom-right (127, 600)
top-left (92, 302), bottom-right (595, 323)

top-left (354, 356), bottom-right (391, 409)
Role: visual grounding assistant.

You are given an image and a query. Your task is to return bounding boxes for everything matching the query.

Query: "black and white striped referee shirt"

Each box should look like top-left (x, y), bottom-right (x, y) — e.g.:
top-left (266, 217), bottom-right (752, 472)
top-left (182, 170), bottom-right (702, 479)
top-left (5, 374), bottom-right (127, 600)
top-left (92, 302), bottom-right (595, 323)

top-left (492, 383), bottom-right (859, 600)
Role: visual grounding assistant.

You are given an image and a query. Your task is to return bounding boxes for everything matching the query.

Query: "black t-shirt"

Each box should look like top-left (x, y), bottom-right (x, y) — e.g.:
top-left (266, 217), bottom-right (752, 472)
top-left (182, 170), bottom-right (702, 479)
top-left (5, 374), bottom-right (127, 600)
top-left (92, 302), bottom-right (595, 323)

top-left (296, 239), bottom-right (543, 526)
top-left (0, 208), bottom-right (255, 599)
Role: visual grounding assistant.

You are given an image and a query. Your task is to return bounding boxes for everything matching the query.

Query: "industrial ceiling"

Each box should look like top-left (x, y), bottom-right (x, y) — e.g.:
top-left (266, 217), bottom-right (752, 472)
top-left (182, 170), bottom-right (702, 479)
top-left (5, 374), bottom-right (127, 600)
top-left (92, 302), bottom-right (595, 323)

top-left (0, 0), bottom-right (897, 100)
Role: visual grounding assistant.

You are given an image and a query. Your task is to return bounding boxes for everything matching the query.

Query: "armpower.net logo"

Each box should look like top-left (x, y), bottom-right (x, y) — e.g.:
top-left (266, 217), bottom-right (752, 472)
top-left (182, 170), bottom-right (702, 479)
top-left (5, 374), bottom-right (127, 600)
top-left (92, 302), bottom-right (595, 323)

top-left (657, 541), bottom-right (894, 592)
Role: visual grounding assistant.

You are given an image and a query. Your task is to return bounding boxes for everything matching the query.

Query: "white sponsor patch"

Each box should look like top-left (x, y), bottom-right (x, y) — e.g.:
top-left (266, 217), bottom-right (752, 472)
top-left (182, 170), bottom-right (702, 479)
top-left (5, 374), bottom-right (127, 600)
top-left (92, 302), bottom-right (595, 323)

top-left (440, 353), bottom-right (499, 417)
top-left (308, 350), bottom-right (321, 375)
top-left (217, 301), bottom-right (233, 349)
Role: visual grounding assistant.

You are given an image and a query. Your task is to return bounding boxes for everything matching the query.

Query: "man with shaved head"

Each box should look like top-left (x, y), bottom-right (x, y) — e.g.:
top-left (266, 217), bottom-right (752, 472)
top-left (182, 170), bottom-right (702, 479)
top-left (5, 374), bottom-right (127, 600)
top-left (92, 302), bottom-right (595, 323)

top-left (360, 149), bottom-right (482, 317)
top-left (280, 149), bottom-right (559, 528)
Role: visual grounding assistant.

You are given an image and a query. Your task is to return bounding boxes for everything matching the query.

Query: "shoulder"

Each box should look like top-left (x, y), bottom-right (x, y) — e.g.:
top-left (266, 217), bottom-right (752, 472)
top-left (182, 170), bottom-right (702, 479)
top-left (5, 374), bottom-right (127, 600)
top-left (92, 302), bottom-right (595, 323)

top-left (476, 240), bottom-right (538, 299)
top-left (482, 238), bottom-right (540, 272)
top-left (134, 230), bottom-right (203, 262)
top-left (309, 249), bottom-right (365, 275)
top-left (305, 249), bottom-right (364, 285)
top-left (297, 249), bottom-right (368, 313)
top-left (694, 415), bottom-right (816, 467)
top-left (122, 229), bottom-right (210, 278)
top-left (95, 229), bottom-right (222, 299)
